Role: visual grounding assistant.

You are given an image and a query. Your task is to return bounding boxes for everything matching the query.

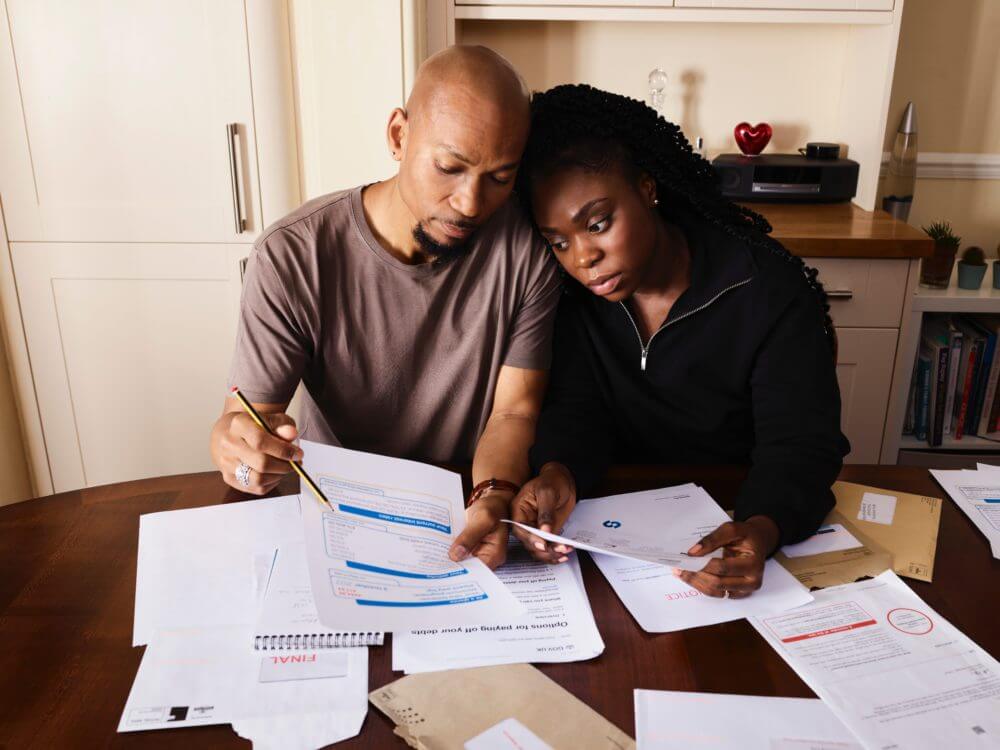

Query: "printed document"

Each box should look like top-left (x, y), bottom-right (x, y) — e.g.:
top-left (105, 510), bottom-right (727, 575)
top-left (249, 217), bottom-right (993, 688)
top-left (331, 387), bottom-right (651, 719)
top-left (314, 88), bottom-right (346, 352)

top-left (505, 484), bottom-right (731, 572)
top-left (750, 570), bottom-right (1000, 750)
top-left (133, 495), bottom-right (303, 646)
top-left (931, 469), bottom-right (1000, 558)
top-left (392, 542), bottom-right (604, 673)
top-left (592, 551), bottom-right (811, 633)
top-left (118, 626), bottom-right (367, 744)
top-left (300, 440), bottom-right (522, 631)
top-left (634, 690), bottom-right (860, 749)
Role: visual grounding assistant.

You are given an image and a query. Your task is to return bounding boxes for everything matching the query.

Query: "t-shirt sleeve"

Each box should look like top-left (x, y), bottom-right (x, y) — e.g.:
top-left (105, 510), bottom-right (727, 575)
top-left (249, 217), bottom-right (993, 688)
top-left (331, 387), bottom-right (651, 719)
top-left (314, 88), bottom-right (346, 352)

top-left (502, 245), bottom-right (562, 371)
top-left (226, 240), bottom-right (311, 405)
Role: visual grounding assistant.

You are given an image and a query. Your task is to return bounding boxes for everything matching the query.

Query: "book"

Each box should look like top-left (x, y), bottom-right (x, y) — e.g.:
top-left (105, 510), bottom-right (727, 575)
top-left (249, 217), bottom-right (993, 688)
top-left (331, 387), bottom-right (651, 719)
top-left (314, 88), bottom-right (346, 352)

top-left (254, 546), bottom-right (384, 651)
top-left (950, 323), bottom-right (976, 436)
top-left (972, 317), bottom-right (1000, 436)
top-left (921, 321), bottom-right (951, 447)
top-left (966, 318), bottom-right (997, 435)
top-left (953, 320), bottom-right (986, 439)
top-left (914, 346), bottom-right (932, 442)
top-left (942, 319), bottom-right (963, 436)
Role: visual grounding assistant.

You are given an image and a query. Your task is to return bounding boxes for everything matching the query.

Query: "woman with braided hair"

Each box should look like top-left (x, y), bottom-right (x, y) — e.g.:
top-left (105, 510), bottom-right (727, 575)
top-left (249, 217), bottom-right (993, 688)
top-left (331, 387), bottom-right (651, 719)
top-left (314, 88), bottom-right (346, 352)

top-left (505, 84), bottom-right (850, 599)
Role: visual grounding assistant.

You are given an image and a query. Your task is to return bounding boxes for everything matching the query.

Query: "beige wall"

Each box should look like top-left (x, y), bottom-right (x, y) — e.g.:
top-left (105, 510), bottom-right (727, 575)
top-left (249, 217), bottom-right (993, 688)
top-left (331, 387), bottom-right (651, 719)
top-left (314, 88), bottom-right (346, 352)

top-left (459, 20), bottom-right (854, 157)
top-left (881, 0), bottom-right (1000, 253)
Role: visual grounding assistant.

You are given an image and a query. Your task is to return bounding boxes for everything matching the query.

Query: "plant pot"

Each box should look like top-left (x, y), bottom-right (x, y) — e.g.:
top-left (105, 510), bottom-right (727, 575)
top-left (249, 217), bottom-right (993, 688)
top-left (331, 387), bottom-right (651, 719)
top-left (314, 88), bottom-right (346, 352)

top-left (957, 261), bottom-right (987, 290)
top-left (919, 242), bottom-right (958, 288)
top-left (993, 260), bottom-right (1000, 290)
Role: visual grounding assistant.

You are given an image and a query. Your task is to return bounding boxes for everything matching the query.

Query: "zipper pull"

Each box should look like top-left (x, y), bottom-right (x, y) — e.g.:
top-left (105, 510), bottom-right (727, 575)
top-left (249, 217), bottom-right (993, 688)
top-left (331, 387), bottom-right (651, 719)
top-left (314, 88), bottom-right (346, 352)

top-left (641, 347), bottom-right (648, 371)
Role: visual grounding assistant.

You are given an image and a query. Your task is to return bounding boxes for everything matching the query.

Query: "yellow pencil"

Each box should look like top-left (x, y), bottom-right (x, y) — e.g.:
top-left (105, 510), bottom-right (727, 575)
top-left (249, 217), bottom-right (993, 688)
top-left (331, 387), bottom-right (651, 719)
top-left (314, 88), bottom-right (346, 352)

top-left (230, 386), bottom-right (331, 509)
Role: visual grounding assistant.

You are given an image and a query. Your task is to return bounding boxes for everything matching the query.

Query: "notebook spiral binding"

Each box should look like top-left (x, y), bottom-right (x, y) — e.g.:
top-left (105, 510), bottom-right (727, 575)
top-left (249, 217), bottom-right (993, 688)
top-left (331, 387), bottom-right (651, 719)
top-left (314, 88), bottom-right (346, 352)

top-left (254, 632), bottom-right (384, 650)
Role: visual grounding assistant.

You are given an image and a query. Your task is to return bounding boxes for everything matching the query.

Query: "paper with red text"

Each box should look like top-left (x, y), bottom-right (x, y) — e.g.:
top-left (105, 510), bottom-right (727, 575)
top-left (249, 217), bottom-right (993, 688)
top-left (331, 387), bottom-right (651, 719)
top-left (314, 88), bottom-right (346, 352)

top-left (750, 571), bottom-right (1000, 750)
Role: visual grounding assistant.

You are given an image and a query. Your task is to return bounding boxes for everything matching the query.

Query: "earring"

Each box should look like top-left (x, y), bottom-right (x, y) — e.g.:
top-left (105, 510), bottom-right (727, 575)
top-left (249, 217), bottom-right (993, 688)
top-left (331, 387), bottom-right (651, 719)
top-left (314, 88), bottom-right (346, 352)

top-left (653, 198), bottom-right (660, 206)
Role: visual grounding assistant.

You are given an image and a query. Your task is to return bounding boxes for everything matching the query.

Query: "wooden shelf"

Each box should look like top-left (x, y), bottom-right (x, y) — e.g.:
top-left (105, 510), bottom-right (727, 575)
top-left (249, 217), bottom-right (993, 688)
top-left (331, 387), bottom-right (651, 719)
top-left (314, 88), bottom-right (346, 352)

top-left (900, 434), bottom-right (1000, 452)
top-left (912, 265), bottom-right (1000, 313)
top-left (744, 202), bottom-right (934, 259)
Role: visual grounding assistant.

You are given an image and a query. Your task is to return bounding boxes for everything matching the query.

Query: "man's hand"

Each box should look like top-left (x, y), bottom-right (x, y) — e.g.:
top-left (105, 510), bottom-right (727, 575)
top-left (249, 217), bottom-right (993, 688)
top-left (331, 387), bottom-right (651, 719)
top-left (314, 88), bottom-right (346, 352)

top-left (673, 516), bottom-right (781, 598)
top-left (510, 462), bottom-right (577, 564)
top-left (448, 492), bottom-right (512, 570)
top-left (210, 409), bottom-right (302, 495)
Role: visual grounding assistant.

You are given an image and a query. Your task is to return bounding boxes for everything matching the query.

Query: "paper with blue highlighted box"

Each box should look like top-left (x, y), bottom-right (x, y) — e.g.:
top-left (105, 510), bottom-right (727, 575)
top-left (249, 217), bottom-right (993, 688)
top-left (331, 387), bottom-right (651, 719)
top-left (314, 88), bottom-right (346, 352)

top-left (300, 440), bottom-right (523, 631)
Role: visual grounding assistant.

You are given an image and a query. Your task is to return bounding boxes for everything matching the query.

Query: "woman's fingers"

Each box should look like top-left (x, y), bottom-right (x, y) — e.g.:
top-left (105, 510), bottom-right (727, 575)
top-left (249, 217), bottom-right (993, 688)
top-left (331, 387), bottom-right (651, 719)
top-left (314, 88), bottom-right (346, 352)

top-left (674, 569), bottom-right (761, 597)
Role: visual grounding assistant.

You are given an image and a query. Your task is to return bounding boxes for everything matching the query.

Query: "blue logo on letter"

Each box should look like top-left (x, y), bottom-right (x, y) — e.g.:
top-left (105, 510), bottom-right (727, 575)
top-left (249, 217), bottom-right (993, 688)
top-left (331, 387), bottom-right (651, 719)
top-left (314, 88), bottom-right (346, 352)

top-left (603, 520), bottom-right (621, 529)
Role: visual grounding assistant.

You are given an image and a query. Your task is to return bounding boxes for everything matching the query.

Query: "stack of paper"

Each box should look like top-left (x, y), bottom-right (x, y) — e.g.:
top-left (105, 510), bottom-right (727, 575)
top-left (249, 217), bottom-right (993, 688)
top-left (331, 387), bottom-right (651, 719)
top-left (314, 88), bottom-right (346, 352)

top-left (119, 626), bottom-right (368, 746)
top-left (511, 484), bottom-right (813, 632)
top-left (931, 466), bottom-right (1000, 558)
top-left (749, 570), bottom-right (1000, 749)
top-left (123, 494), bottom-right (371, 748)
top-left (392, 542), bottom-right (604, 673)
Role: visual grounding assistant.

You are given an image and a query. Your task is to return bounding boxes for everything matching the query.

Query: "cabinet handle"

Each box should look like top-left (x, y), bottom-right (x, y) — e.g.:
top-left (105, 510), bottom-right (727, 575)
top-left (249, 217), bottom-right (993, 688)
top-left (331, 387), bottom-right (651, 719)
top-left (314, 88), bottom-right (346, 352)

top-left (827, 289), bottom-right (854, 300)
top-left (227, 123), bottom-right (246, 234)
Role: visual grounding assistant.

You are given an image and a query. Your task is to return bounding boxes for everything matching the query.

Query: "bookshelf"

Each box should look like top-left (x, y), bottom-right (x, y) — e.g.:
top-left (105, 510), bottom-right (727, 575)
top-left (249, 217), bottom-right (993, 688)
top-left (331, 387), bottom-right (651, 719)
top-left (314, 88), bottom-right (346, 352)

top-left (882, 263), bottom-right (1000, 465)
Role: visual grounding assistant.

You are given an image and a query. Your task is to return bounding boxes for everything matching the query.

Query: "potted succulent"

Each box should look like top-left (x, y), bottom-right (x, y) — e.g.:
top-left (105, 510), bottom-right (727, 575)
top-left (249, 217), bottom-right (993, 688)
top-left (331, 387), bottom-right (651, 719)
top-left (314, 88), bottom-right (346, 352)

top-left (957, 246), bottom-right (987, 289)
top-left (919, 221), bottom-right (961, 288)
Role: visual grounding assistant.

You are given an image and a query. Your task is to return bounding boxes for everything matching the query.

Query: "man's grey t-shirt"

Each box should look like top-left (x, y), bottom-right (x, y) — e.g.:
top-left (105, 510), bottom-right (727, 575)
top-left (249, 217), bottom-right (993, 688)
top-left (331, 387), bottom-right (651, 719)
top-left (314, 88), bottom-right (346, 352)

top-left (228, 186), bottom-right (561, 464)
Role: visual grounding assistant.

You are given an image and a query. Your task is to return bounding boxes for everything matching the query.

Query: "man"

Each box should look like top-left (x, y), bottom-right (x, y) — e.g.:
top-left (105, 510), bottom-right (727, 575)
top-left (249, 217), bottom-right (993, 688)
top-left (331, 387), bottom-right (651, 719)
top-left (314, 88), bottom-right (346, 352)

top-left (209, 46), bottom-right (559, 569)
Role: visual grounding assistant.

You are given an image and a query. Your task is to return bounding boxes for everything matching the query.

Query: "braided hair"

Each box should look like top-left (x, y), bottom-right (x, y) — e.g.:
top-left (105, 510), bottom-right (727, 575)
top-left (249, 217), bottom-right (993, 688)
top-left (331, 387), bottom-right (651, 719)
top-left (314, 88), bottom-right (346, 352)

top-left (516, 83), bottom-right (835, 351)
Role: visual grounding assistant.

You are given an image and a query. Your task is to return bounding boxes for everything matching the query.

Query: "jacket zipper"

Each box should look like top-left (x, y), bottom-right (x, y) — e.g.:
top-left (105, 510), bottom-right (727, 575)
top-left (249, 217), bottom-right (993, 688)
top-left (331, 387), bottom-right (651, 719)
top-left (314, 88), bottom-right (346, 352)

top-left (620, 277), bottom-right (753, 371)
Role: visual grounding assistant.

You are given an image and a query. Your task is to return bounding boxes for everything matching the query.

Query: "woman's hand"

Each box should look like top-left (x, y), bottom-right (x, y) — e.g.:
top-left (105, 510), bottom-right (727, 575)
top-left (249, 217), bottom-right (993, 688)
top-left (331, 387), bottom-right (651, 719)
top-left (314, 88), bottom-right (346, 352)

top-left (510, 462), bottom-right (577, 564)
top-left (448, 492), bottom-right (512, 570)
top-left (673, 516), bottom-right (781, 598)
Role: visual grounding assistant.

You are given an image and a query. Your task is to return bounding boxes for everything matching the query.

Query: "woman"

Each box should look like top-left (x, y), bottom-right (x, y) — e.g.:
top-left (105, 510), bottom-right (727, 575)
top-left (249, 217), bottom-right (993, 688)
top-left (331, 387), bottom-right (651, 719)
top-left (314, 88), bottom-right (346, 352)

top-left (507, 84), bottom-right (849, 599)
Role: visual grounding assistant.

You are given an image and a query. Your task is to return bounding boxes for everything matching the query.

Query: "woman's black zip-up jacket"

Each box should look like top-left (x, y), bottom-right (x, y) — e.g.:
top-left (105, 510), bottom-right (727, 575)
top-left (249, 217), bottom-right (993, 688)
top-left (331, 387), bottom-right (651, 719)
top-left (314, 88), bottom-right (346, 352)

top-left (529, 219), bottom-right (851, 546)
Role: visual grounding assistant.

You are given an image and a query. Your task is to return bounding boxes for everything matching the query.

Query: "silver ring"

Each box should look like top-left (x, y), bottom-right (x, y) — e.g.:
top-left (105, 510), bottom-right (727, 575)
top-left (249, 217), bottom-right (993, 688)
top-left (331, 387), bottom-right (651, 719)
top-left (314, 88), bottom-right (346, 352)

top-left (722, 589), bottom-right (731, 600)
top-left (235, 462), bottom-right (252, 488)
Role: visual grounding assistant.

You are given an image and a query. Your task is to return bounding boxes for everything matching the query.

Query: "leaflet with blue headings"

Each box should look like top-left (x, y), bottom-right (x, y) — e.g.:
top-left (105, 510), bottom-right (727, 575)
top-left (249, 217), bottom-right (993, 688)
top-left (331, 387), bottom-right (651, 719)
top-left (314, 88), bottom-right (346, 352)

top-left (300, 440), bottom-right (523, 632)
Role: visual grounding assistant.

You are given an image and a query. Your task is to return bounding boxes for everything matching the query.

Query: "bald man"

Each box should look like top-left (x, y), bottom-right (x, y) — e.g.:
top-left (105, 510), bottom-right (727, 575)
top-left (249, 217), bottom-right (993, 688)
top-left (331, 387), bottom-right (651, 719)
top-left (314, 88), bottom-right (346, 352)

top-left (209, 46), bottom-right (559, 569)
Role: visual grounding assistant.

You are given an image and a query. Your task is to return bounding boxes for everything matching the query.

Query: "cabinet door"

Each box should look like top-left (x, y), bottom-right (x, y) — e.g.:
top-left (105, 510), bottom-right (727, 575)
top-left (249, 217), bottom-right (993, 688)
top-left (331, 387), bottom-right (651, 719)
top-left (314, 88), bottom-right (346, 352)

top-left (0, 1), bottom-right (259, 242)
top-left (674, 1), bottom-right (892, 8)
top-left (835, 327), bottom-right (897, 464)
top-left (13, 243), bottom-right (245, 493)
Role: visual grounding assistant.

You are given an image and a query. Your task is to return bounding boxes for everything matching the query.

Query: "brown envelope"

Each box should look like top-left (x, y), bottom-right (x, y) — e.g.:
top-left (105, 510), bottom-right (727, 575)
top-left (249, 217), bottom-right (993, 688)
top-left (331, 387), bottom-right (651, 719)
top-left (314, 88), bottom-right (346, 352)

top-left (832, 480), bottom-right (941, 582)
top-left (370, 663), bottom-right (635, 750)
top-left (775, 508), bottom-right (894, 590)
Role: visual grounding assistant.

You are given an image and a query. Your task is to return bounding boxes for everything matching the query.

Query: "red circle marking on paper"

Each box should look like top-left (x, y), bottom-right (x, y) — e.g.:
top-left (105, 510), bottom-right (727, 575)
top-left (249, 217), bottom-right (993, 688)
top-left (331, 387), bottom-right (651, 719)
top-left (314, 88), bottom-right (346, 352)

top-left (887, 607), bottom-right (934, 635)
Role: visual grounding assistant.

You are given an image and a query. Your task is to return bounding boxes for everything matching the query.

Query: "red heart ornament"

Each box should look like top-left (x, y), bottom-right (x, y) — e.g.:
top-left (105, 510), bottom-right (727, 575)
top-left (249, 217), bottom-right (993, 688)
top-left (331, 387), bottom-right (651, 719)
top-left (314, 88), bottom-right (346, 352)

top-left (734, 122), bottom-right (772, 156)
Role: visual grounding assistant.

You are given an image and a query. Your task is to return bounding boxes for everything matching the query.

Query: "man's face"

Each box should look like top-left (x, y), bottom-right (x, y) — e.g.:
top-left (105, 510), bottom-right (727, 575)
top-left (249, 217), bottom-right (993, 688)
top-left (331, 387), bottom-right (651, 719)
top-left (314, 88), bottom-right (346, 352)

top-left (394, 88), bottom-right (527, 257)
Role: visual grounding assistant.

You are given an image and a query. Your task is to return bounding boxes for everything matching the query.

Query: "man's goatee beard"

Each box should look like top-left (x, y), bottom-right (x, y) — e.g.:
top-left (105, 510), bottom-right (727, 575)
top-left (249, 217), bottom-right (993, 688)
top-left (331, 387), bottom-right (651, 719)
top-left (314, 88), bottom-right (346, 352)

top-left (413, 222), bottom-right (474, 265)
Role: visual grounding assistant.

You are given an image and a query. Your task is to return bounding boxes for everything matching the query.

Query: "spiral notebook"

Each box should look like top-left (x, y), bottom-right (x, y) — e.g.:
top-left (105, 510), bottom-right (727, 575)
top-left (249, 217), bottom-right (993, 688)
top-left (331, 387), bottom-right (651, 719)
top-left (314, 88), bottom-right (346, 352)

top-left (255, 545), bottom-right (383, 651)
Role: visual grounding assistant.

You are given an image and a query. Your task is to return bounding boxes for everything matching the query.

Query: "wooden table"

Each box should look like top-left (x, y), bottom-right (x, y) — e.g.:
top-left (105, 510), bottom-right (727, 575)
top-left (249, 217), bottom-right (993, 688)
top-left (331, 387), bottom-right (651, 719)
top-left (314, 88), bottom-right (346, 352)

top-left (1, 465), bottom-right (996, 748)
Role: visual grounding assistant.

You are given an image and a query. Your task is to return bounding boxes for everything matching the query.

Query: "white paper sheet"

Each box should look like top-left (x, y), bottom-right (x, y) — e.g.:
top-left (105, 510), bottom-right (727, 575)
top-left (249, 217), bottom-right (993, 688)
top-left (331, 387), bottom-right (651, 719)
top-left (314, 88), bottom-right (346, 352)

top-left (930, 469), bottom-right (1000, 558)
top-left (392, 543), bottom-right (604, 673)
top-left (634, 690), bottom-right (861, 749)
top-left (133, 495), bottom-right (303, 646)
top-left (750, 570), bottom-right (1000, 750)
top-left (976, 463), bottom-right (1000, 472)
top-left (300, 440), bottom-right (523, 631)
top-left (505, 484), bottom-right (727, 572)
top-left (465, 717), bottom-right (555, 750)
top-left (590, 552), bottom-right (811, 633)
top-left (118, 626), bottom-right (368, 742)
top-left (780, 523), bottom-right (863, 559)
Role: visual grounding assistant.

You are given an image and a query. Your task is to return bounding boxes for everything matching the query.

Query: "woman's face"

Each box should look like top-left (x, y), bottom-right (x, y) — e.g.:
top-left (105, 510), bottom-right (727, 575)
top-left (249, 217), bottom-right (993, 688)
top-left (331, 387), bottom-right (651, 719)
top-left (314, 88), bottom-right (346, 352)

top-left (531, 166), bottom-right (659, 301)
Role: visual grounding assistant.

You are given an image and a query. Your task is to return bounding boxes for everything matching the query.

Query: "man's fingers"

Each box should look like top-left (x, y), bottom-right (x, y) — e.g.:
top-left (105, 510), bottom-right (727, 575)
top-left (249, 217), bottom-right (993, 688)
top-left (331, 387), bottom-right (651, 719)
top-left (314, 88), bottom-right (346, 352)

top-left (265, 413), bottom-right (299, 443)
top-left (234, 415), bottom-right (302, 461)
top-left (688, 522), bottom-right (743, 555)
top-left (472, 527), bottom-right (510, 570)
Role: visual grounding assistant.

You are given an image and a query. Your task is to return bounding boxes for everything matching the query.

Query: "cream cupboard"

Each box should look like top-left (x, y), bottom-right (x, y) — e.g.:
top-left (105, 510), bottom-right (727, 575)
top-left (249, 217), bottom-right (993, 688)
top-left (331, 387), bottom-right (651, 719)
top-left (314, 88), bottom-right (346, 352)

top-left (0, 1), bottom-right (299, 494)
